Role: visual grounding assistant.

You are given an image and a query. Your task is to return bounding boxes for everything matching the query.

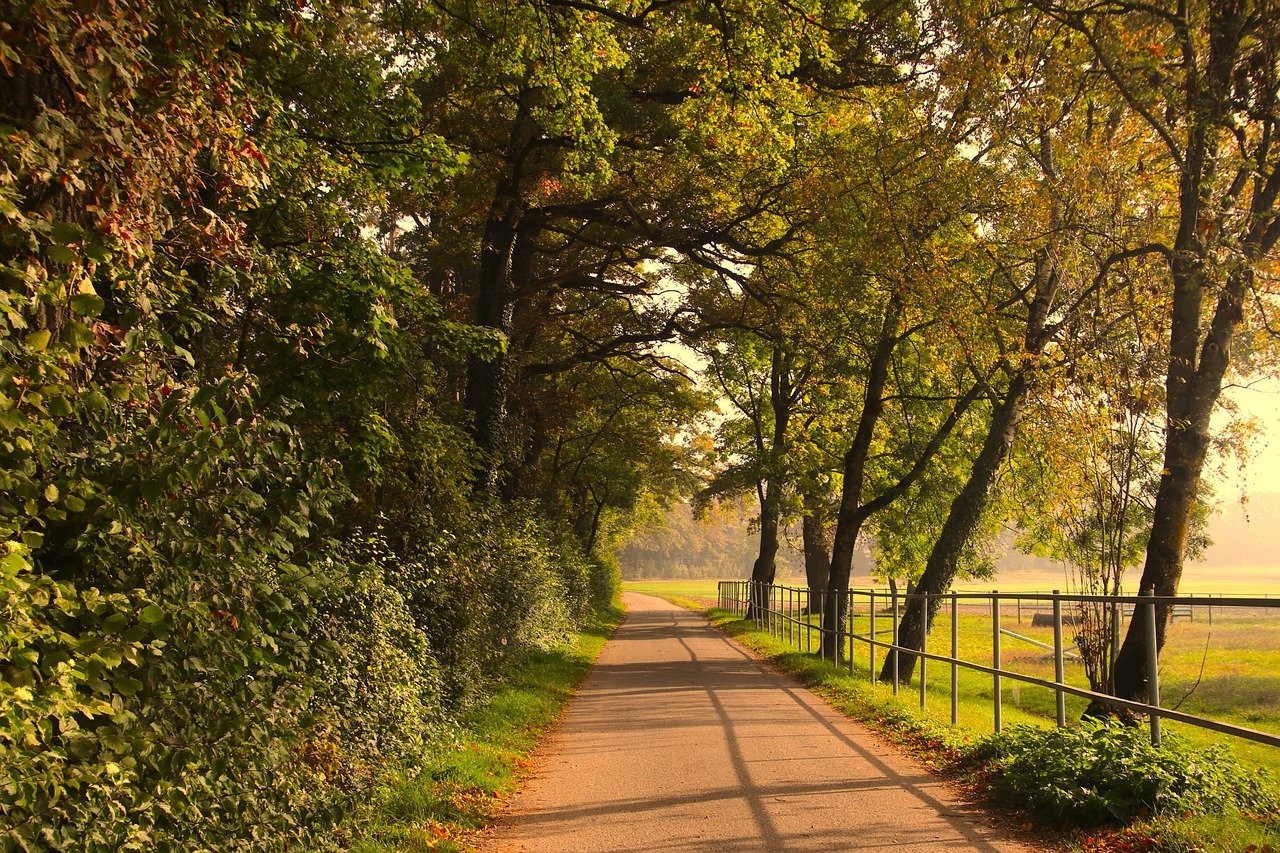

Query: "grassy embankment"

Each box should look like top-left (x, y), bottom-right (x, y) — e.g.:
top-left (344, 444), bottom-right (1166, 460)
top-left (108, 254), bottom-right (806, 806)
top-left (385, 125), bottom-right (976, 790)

top-left (352, 604), bottom-right (624, 852)
top-left (625, 578), bottom-right (1280, 851)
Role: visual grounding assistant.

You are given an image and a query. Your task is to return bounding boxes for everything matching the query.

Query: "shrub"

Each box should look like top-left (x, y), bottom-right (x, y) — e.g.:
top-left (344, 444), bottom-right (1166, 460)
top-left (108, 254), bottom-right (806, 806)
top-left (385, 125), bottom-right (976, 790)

top-left (968, 721), bottom-right (1279, 826)
top-left (310, 534), bottom-right (443, 789)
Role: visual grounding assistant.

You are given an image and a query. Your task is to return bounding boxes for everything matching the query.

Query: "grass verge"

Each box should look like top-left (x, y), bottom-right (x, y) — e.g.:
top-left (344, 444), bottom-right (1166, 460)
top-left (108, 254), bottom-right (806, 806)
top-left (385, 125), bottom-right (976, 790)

top-left (351, 604), bottom-right (624, 852)
top-left (689, 603), bottom-right (1280, 853)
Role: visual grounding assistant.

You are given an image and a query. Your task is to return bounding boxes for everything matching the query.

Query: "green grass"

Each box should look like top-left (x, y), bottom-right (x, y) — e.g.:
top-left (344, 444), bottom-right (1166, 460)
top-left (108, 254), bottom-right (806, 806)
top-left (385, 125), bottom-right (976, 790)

top-left (623, 578), bottom-right (725, 602)
top-left (350, 605), bottom-right (623, 852)
top-left (692, 604), bottom-right (1280, 853)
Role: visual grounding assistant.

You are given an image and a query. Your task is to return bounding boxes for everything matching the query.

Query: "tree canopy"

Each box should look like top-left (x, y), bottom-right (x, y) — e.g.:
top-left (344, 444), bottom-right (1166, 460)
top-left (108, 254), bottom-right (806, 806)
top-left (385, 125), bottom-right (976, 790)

top-left (3, 0), bottom-right (1278, 846)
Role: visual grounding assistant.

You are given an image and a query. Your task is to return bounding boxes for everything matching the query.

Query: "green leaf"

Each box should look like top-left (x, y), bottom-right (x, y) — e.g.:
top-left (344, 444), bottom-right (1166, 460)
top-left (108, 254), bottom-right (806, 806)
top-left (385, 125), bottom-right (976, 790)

top-left (113, 675), bottom-right (144, 696)
top-left (51, 222), bottom-right (83, 243)
top-left (71, 292), bottom-right (105, 317)
top-left (139, 604), bottom-right (165, 625)
top-left (47, 244), bottom-right (78, 264)
top-left (25, 330), bottom-right (51, 352)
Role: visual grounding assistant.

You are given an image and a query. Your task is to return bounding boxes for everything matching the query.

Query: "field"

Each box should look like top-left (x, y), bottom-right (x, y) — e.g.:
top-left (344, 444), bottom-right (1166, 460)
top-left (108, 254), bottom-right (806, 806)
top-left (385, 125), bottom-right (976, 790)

top-left (623, 574), bottom-right (1280, 776)
top-left (625, 564), bottom-right (1280, 599)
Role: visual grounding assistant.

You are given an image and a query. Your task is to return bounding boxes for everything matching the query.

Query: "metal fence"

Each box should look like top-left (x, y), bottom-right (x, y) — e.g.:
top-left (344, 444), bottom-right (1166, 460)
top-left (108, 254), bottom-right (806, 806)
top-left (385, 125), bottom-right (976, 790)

top-left (717, 580), bottom-right (1280, 752)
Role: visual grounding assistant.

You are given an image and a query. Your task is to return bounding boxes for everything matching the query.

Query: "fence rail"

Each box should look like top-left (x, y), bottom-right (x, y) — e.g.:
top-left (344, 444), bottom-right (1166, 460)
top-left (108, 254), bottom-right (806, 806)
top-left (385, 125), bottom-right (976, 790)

top-left (717, 580), bottom-right (1280, 752)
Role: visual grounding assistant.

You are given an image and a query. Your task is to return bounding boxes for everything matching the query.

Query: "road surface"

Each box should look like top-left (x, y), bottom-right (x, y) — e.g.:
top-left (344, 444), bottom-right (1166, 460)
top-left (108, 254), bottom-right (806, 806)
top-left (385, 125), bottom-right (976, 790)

top-left (485, 592), bottom-right (1033, 852)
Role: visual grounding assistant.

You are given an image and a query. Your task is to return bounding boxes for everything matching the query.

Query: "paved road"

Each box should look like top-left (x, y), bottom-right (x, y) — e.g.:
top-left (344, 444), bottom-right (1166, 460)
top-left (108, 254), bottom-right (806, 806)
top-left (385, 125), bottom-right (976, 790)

top-left (486, 592), bottom-right (1033, 852)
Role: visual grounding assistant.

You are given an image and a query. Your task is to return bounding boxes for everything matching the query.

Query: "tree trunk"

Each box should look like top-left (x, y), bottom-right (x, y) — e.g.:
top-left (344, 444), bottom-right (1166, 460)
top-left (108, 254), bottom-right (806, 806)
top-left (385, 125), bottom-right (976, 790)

top-left (747, 478), bottom-right (782, 618)
top-left (821, 297), bottom-right (901, 657)
top-left (882, 371), bottom-right (1030, 683)
top-left (1101, 271), bottom-right (1244, 708)
top-left (747, 344), bottom-right (794, 619)
top-left (881, 230), bottom-right (1058, 683)
top-left (802, 512), bottom-right (830, 614)
top-left (466, 93), bottom-right (539, 492)
top-left (1077, 0), bottom-right (1267, 715)
top-left (821, 292), bottom-right (983, 658)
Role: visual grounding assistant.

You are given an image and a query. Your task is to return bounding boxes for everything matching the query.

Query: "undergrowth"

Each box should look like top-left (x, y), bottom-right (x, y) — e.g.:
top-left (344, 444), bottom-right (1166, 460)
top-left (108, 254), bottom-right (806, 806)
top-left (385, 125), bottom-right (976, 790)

top-left (351, 604), bottom-right (623, 852)
top-left (970, 723), bottom-right (1278, 826)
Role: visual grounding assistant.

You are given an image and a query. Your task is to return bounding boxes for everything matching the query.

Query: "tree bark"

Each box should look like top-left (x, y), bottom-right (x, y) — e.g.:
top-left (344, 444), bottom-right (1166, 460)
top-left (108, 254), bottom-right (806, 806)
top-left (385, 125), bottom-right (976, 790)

top-left (466, 92), bottom-right (539, 492)
top-left (821, 296), bottom-right (901, 656)
top-left (1102, 266), bottom-right (1247, 707)
top-left (748, 344), bottom-right (793, 618)
top-left (748, 478), bottom-right (782, 617)
top-left (802, 511), bottom-right (831, 614)
top-left (882, 370), bottom-right (1030, 683)
top-left (819, 292), bottom-right (984, 658)
top-left (883, 241), bottom-right (1058, 681)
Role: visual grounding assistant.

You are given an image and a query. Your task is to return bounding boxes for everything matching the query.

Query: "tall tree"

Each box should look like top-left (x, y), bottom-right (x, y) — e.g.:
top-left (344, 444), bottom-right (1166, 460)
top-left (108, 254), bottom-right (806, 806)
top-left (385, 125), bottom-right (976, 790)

top-left (1023, 0), bottom-right (1280, 707)
top-left (883, 0), bottom-right (1182, 683)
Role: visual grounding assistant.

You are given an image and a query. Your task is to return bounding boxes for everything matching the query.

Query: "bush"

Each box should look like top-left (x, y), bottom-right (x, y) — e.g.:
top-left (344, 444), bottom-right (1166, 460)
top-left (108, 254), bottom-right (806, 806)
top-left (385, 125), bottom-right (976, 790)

top-left (968, 721), bottom-right (1279, 826)
top-left (389, 502), bottom-right (604, 710)
top-left (310, 534), bottom-right (443, 790)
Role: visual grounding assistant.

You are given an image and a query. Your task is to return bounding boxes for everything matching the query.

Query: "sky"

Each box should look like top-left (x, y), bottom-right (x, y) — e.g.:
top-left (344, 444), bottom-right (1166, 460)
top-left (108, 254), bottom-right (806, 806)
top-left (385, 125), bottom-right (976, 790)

top-left (1215, 377), bottom-right (1280, 499)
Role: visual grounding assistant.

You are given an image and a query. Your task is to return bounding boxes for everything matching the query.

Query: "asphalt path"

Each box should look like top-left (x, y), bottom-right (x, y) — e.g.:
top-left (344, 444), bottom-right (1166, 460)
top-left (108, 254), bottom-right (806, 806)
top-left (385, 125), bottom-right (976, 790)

top-left (485, 592), bottom-right (1034, 852)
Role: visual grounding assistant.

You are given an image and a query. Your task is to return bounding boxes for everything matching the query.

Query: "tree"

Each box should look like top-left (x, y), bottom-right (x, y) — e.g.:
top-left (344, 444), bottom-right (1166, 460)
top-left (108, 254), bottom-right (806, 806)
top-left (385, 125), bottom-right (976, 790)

top-left (806, 96), bottom-right (992, 658)
top-left (882, 0), bottom-right (1185, 683)
top-left (1015, 309), bottom-right (1169, 694)
top-left (1022, 0), bottom-right (1280, 708)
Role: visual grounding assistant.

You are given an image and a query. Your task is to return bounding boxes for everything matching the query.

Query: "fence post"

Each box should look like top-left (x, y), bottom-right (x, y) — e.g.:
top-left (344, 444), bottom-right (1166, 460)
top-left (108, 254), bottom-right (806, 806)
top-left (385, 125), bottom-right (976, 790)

top-left (819, 590), bottom-right (826, 663)
top-left (869, 590), bottom-right (877, 683)
top-left (773, 585), bottom-right (778, 636)
top-left (1053, 589), bottom-right (1066, 727)
top-left (788, 584), bottom-right (798, 645)
top-left (1146, 589), bottom-right (1162, 747)
top-left (951, 591), bottom-right (959, 726)
top-left (774, 585), bottom-right (780, 637)
top-left (791, 587), bottom-right (796, 648)
top-left (891, 586), bottom-right (900, 694)
top-left (992, 590), bottom-right (1002, 733)
top-left (1110, 600), bottom-right (1120, 689)
top-left (849, 591), bottom-right (857, 675)
top-left (806, 588), bottom-right (813, 654)
top-left (919, 592), bottom-right (928, 710)
top-left (836, 591), bottom-right (844, 667)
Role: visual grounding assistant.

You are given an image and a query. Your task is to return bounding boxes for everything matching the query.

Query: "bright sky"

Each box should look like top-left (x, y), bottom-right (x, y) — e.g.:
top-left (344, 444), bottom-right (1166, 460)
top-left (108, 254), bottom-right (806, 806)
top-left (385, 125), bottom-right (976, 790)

top-left (1215, 377), bottom-right (1280, 498)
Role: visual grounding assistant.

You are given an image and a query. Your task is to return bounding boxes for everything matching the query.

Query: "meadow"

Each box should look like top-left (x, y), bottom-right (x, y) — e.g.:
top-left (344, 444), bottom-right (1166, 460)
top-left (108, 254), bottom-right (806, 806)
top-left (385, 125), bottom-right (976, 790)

top-left (623, 570), bottom-right (1280, 776)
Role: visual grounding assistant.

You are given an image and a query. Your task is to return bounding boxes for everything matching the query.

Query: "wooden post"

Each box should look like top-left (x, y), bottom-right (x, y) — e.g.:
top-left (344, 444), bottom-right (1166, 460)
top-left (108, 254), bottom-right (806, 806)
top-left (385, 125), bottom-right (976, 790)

top-left (951, 591), bottom-right (959, 726)
top-left (891, 586), bottom-right (900, 695)
top-left (919, 592), bottom-right (928, 710)
top-left (869, 590), bottom-right (877, 683)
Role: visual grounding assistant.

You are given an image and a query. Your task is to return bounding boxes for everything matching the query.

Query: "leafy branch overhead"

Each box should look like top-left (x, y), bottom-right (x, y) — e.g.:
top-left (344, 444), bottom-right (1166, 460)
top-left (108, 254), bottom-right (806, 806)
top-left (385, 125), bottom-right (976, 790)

top-left (3, 0), bottom-right (1280, 848)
